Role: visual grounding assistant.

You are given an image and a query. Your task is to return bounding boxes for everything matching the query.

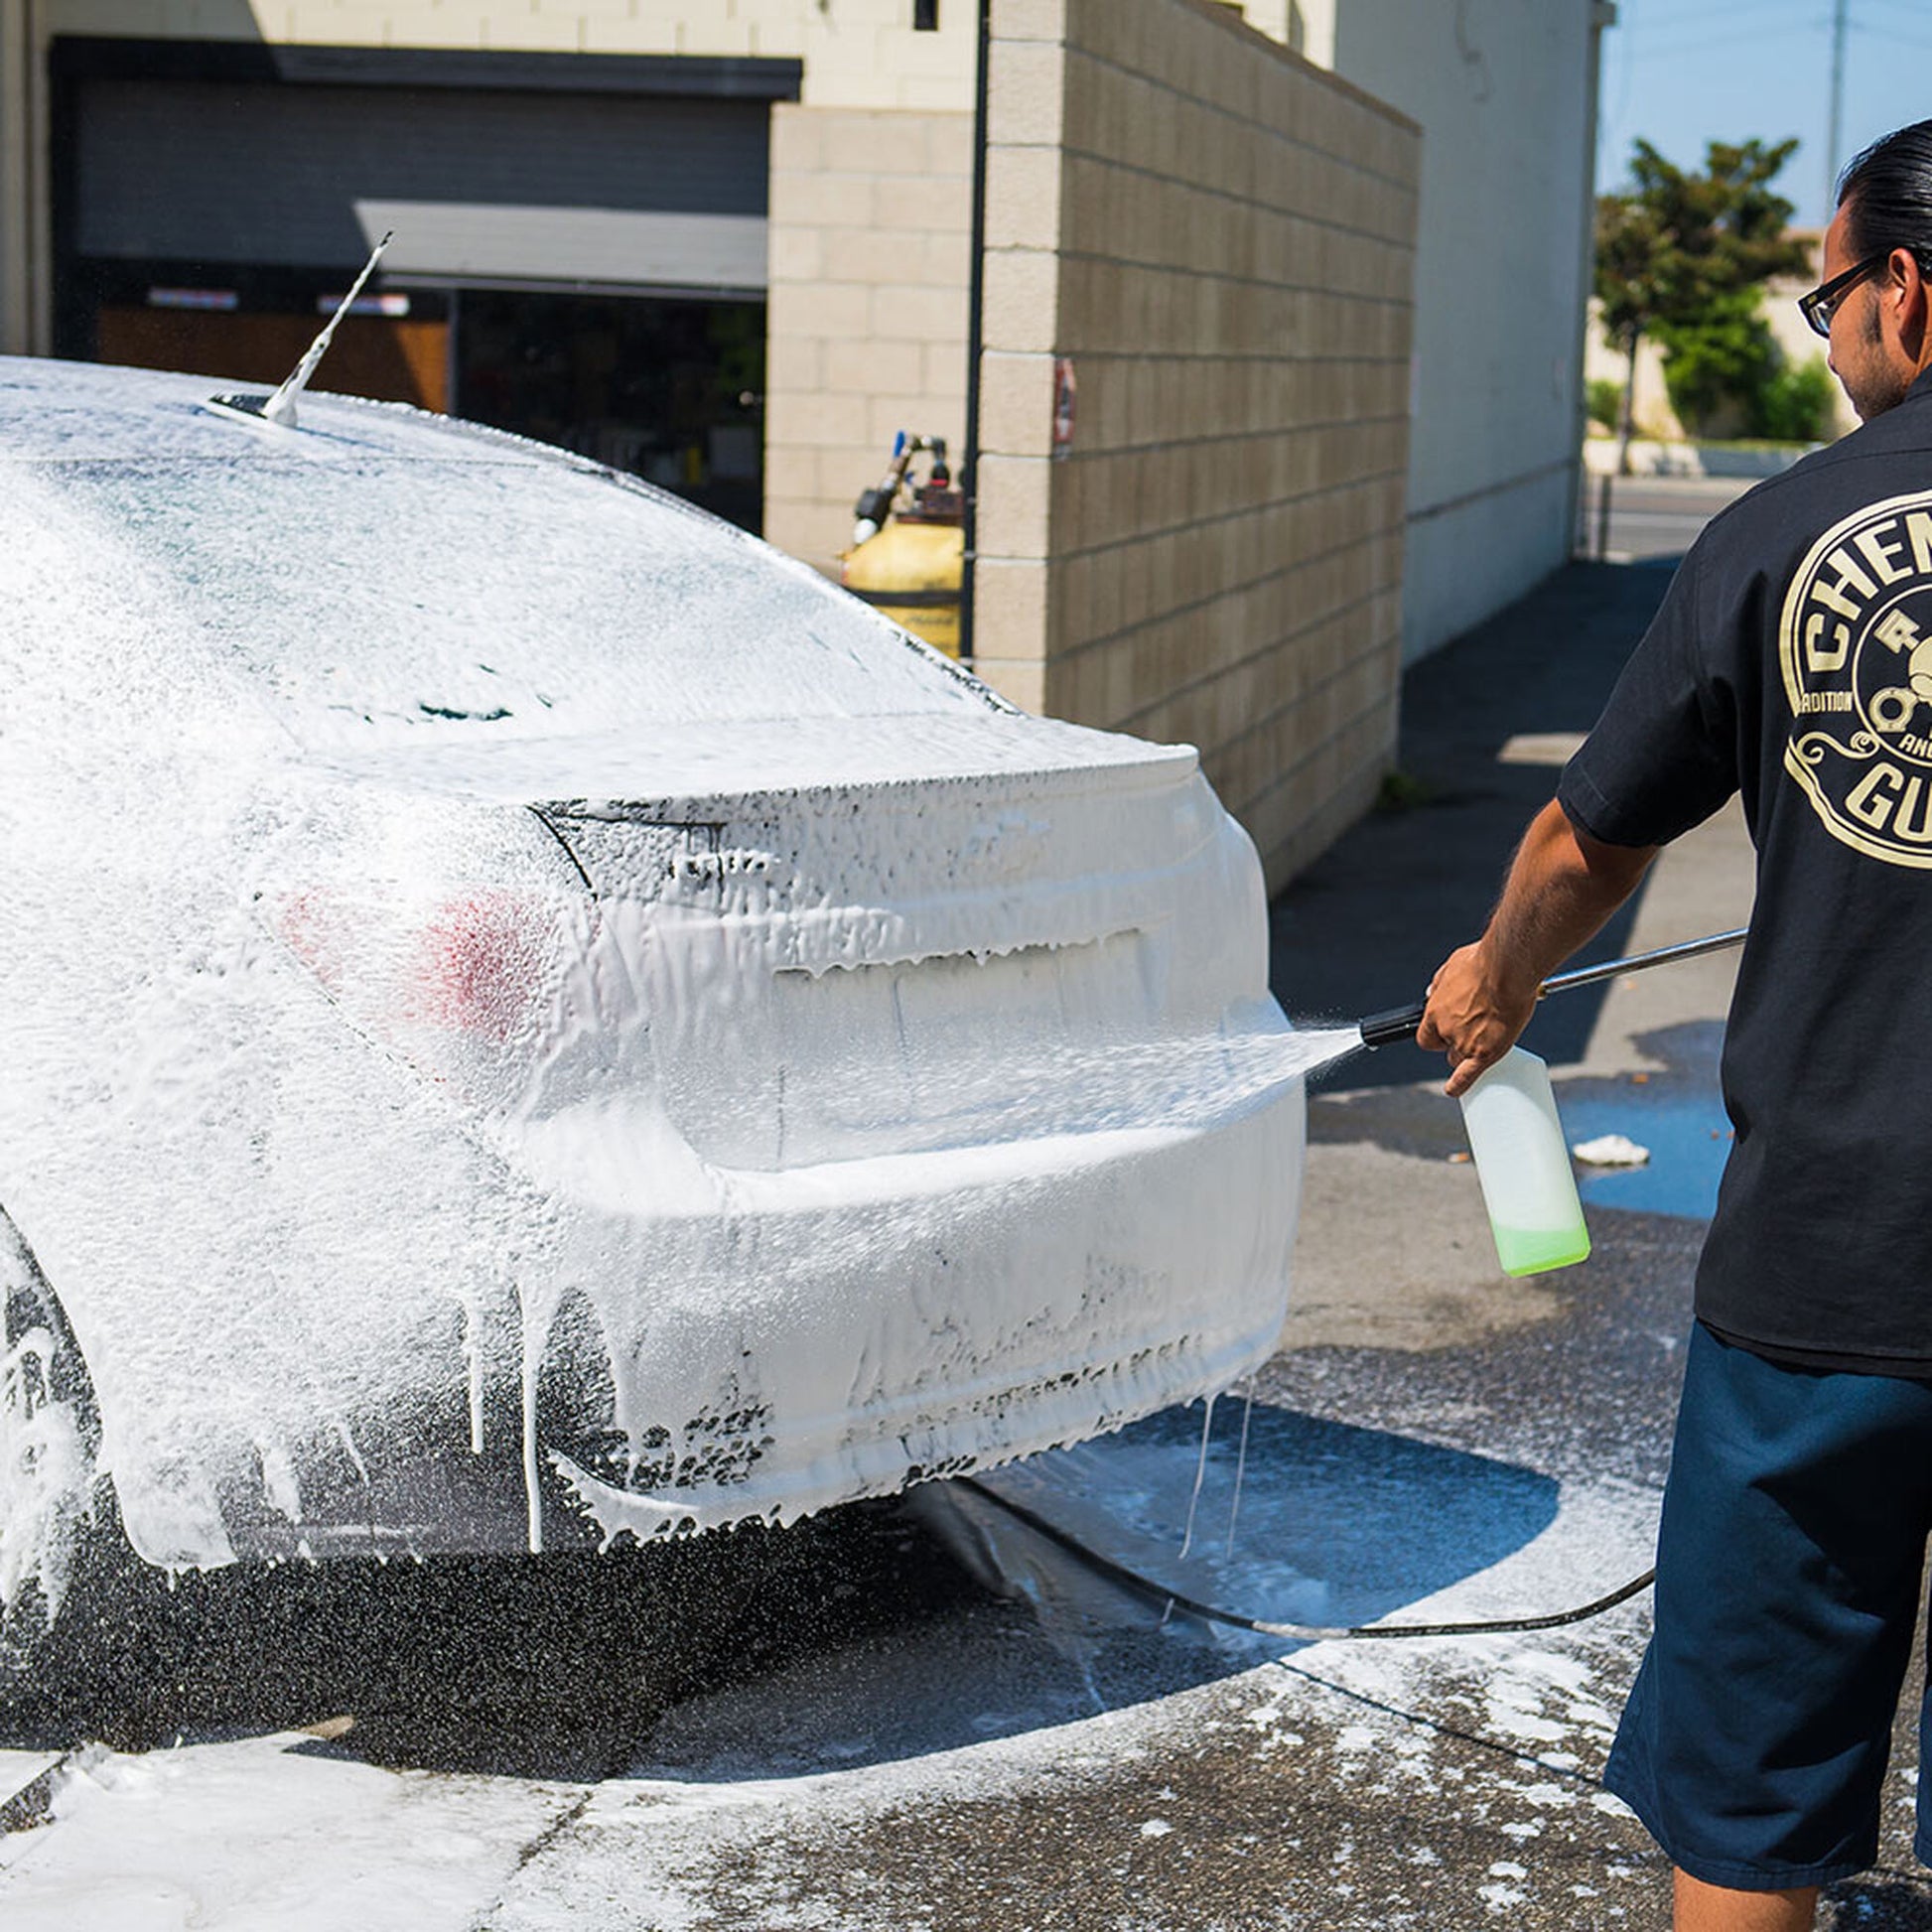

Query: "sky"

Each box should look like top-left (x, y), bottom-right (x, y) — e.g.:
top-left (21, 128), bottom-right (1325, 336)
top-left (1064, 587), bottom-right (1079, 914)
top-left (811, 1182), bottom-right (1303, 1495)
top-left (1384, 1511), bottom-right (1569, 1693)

top-left (1594, 0), bottom-right (1932, 232)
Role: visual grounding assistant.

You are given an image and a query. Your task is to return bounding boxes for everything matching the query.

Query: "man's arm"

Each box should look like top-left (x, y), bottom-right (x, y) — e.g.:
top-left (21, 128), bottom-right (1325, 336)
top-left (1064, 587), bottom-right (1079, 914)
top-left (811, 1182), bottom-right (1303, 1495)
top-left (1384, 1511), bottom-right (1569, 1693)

top-left (1418, 797), bottom-right (1658, 1097)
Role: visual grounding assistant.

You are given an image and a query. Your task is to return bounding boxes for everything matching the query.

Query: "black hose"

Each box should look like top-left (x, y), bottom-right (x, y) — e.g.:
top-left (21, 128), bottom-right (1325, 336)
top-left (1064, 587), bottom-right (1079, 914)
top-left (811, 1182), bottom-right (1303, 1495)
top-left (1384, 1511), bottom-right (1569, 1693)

top-left (955, 1475), bottom-right (1654, 1642)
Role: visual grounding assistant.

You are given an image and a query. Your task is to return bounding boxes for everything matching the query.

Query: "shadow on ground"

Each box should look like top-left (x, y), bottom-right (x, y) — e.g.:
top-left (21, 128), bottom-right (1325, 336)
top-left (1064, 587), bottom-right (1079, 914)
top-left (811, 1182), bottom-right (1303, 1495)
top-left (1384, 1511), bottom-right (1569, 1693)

top-left (1, 1498), bottom-right (981, 1779)
top-left (621, 1403), bottom-right (1558, 1785)
top-left (953, 1403), bottom-right (1557, 1639)
top-left (1271, 560), bottom-right (1680, 1088)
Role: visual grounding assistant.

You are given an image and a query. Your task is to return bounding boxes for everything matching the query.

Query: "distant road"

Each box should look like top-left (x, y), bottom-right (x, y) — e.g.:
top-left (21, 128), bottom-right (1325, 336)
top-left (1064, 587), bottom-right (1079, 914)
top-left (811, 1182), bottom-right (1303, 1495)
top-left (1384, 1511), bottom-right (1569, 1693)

top-left (1579, 472), bottom-right (1762, 564)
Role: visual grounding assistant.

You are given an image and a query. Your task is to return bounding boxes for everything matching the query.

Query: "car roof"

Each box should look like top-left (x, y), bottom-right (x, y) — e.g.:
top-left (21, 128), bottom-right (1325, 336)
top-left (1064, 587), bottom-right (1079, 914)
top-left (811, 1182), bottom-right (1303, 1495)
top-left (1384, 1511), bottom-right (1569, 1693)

top-left (0, 353), bottom-right (576, 469)
top-left (0, 356), bottom-right (1194, 786)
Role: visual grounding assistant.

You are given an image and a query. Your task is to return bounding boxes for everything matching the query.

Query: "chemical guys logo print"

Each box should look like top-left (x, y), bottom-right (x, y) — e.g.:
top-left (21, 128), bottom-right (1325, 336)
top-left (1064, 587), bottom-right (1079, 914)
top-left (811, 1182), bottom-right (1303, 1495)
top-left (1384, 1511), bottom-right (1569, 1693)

top-left (1783, 487), bottom-right (1932, 866)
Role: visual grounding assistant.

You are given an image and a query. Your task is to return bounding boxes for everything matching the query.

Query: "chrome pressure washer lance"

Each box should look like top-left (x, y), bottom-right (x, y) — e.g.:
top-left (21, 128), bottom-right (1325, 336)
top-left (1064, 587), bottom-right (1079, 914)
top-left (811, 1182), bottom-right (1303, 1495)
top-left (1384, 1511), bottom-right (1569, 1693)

top-left (1352, 925), bottom-right (1749, 1052)
top-left (963, 927), bottom-right (1749, 1645)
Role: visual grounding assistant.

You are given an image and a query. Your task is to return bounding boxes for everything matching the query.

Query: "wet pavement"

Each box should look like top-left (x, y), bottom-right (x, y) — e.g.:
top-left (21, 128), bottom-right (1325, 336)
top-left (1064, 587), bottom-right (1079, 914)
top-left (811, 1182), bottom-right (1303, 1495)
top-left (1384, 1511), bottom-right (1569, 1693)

top-left (11, 543), bottom-right (1932, 1928)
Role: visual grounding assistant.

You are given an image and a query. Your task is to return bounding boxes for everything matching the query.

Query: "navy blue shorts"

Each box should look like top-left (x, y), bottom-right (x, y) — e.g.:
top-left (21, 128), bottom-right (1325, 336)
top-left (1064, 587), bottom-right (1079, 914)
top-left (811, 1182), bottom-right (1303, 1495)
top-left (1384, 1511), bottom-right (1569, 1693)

top-left (1605, 1322), bottom-right (1932, 1889)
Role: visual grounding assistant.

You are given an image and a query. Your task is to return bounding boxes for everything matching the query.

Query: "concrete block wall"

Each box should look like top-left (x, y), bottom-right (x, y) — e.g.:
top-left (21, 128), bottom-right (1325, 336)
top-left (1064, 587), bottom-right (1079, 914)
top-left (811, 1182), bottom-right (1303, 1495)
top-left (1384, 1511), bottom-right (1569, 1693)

top-left (28, 0), bottom-right (976, 109)
top-left (977, 0), bottom-right (1418, 891)
top-left (762, 104), bottom-right (974, 574)
top-left (5, 0), bottom-right (978, 353)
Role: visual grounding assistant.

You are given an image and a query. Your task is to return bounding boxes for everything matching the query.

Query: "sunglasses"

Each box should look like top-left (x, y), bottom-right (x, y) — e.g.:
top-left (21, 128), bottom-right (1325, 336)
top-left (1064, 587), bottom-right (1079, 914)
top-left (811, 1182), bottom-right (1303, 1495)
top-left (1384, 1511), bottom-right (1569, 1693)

top-left (1799, 252), bottom-right (1888, 338)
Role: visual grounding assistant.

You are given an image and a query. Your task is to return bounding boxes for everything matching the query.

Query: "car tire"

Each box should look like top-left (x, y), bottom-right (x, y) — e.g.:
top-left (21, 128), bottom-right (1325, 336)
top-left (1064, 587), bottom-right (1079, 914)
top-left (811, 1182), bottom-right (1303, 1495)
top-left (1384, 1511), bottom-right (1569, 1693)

top-left (0, 1208), bottom-right (104, 1668)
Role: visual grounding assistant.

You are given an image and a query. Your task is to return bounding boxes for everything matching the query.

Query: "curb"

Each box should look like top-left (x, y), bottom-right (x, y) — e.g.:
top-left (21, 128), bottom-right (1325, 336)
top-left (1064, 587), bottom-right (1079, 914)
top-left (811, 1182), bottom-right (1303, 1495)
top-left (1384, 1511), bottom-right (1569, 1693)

top-left (1582, 438), bottom-right (1819, 480)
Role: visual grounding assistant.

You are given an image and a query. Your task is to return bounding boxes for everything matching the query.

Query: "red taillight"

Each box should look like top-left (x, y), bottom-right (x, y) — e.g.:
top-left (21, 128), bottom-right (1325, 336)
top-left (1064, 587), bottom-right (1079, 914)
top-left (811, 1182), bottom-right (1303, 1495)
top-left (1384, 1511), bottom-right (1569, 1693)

top-left (274, 886), bottom-right (555, 1056)
top-left (404, 893), bottom-right (548, 1043)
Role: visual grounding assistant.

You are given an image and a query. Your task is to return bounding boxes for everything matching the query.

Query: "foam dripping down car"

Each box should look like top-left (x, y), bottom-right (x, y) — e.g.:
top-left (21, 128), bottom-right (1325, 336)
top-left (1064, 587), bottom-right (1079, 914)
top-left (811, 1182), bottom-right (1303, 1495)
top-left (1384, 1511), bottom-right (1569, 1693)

top-left (0, 354), bottom-right (1305, 1611)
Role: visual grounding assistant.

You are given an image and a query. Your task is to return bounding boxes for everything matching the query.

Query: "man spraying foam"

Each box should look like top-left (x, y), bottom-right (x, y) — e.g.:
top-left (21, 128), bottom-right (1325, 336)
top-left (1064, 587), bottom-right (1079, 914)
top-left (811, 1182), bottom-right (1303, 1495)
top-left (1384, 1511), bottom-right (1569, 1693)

top-left (1420, 120), bottom-right (1932, 1932)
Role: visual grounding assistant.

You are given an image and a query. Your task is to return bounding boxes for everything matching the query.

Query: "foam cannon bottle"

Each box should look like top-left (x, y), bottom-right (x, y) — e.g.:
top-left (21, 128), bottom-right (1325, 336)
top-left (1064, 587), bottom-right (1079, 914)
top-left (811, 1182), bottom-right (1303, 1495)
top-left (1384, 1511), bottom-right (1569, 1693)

top-left (1454, 1049), bottom-right (1588, 1276)
top-left (1355, 928), bottom-right (1747, 1279)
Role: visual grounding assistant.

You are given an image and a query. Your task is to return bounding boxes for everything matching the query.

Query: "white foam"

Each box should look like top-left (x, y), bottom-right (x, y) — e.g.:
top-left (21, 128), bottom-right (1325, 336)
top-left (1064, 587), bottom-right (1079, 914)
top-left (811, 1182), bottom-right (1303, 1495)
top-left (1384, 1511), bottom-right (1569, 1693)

top-left (0, 360), bottom-right (1309, 1586)
top-left (0, 1732), bottom-right (578, 1929)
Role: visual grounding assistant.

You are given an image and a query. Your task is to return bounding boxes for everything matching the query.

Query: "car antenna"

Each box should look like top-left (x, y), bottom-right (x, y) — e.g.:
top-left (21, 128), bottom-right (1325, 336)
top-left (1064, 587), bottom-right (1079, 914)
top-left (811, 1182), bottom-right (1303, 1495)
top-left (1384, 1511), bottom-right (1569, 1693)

top-left (207, 230), bottom-right (393, 430)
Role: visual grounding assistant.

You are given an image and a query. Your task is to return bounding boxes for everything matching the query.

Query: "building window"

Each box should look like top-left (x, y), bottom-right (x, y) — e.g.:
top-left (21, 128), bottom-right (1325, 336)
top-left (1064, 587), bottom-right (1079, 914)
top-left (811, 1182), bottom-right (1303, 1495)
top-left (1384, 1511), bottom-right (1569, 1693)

top-left (914, 0), bottom-right (939, 29)
top-left (81, 270), bottom-right (766, 534)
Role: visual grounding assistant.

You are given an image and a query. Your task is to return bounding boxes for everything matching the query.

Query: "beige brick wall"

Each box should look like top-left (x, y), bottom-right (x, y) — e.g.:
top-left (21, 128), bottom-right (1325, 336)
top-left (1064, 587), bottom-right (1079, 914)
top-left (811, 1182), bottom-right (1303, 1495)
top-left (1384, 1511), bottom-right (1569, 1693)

top-left (28, 0), bottom-right (1322, 95)
top-left (976, 0), bottom-right (1418, 892)
top-left (0, 0), bottom-right (980, 350)
top-left (32, 0), bottom-right (978, 107)
top-left (762, 103), bottom-right (973, 573)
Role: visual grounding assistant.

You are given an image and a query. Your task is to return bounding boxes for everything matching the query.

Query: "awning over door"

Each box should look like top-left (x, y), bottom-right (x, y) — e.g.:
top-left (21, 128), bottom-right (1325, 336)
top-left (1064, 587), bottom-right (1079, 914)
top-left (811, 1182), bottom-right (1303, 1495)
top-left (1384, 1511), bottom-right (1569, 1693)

top-left (69, 69), bottom-right (774, 293)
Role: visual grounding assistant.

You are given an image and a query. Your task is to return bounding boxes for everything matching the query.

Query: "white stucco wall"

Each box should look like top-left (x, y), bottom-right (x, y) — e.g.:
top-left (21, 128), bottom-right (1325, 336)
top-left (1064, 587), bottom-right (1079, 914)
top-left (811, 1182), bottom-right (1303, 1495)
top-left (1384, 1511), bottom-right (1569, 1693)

top-left (1334, 0), bottom-right (1607, 662)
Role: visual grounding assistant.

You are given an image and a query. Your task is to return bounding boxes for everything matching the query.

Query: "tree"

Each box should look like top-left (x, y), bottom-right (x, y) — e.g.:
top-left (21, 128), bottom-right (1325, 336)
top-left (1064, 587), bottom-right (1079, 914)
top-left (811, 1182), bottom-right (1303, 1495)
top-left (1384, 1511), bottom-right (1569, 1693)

top-left (1594, 138), bottom-right (1811, 471)
top-left (1655, 288), bottom-right (1778, 436)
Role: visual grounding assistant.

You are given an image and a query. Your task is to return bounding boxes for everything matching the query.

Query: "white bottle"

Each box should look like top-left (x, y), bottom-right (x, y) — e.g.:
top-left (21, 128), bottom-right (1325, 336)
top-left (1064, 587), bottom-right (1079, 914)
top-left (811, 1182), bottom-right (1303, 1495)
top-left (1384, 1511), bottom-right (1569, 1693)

top-left (1457, 1047), bottom-right (1590, 1277)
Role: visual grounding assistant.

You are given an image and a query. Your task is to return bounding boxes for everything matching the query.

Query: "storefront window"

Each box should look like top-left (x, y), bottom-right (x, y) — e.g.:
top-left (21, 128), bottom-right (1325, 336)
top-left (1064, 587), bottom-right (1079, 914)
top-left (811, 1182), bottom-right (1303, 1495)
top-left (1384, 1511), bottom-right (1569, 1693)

top-left (454, 291), bottom-right (765, 534)
top-left (78, 273), bottom-right (765, 537)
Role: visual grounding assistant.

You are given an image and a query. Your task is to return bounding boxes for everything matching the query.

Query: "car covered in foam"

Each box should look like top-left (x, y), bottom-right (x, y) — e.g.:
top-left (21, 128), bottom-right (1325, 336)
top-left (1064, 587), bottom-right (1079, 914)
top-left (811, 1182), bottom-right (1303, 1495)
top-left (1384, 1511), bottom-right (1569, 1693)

top-left (0, 355), bottom-right (1303, 1594)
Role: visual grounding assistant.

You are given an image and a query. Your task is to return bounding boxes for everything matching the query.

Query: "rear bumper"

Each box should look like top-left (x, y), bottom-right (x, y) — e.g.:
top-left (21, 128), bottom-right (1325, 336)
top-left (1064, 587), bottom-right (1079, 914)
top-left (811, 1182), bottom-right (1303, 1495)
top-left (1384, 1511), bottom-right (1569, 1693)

top-left (212, 1080), bottom-right (1303, 1561)
top-left (520, 1079), bottom-right (1304, 1547)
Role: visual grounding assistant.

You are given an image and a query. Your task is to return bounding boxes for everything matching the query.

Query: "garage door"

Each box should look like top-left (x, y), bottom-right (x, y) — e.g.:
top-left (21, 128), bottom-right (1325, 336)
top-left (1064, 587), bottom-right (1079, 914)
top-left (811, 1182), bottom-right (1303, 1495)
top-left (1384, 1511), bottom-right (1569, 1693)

top-left (70, 73), bottom-right (772, 293)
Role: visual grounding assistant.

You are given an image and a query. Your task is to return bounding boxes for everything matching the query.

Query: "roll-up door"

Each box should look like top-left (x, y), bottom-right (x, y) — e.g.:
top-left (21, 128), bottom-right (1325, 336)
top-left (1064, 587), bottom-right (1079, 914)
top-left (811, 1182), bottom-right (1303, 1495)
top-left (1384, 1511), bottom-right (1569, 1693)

top-left (71, 76), bottom-right (770, 294)
top-left (57, 43), bottom-right (791, 531)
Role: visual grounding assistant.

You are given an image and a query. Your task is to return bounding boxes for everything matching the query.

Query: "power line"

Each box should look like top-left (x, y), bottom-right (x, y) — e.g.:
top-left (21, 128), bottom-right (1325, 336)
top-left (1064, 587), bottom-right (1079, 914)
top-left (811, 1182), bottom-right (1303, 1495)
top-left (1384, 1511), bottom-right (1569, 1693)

top-left (1616, 0), bottom-right (1814, 24)
top-left (1847, 15), bottom-right (1932, 48)
top-left (1614, 0), bottom-right (1819, 42)
top-left (1826, 0), bottom-right (1850, 213)
top-left (1620, 20), bottom-right (1824, 60)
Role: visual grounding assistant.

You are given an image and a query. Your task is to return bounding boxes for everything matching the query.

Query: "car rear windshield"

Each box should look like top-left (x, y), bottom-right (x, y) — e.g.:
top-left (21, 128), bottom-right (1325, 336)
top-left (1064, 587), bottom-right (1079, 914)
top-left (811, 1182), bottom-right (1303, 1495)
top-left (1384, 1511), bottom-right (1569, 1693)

top-left (39, 450), bottom-right (987, 749)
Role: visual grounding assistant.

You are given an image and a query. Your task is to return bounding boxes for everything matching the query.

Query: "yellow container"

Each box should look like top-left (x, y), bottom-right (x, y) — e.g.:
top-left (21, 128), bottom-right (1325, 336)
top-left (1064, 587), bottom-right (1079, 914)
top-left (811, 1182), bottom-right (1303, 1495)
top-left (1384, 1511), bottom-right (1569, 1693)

top-left (841, 517), bottom-right (965, 659)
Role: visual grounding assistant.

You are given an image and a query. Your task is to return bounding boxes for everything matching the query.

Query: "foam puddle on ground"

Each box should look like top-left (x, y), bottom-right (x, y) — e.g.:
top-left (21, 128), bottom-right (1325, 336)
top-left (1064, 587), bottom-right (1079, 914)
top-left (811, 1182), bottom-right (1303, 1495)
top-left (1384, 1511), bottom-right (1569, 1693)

top-left (0, 1402), bottom-right (1665, 1930)
top-left (0, 1731), bottom-right (585, 1932)
top-left (923, 1396), bottom-right (1570, 1648)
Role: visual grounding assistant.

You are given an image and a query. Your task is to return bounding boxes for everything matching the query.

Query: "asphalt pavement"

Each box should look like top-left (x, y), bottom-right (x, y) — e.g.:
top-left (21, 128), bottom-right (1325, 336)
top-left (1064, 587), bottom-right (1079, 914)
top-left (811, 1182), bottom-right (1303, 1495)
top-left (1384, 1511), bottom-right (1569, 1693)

top-left (14, 500), bottom-right (1932, 1930)
top-left (1581, 470), bottom-right (1759, 564)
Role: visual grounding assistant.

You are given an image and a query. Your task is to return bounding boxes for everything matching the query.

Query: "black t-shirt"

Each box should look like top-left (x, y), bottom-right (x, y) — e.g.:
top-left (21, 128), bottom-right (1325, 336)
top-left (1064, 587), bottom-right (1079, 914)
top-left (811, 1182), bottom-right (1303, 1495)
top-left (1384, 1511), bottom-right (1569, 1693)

top-left (1559, 365), bottom-right (1932, 1374)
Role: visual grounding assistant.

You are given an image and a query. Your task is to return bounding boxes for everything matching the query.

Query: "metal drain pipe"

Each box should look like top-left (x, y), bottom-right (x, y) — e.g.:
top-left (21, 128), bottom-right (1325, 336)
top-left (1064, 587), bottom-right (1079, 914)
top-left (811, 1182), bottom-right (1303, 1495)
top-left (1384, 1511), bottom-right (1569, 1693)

top-left (957, 0), bottom-right (991, 668)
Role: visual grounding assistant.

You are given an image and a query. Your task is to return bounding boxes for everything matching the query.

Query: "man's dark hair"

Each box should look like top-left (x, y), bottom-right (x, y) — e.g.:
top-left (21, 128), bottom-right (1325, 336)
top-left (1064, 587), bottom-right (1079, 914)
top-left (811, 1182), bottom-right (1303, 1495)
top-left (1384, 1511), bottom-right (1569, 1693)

top-left (1837, 121), bottom-right (1932, 273)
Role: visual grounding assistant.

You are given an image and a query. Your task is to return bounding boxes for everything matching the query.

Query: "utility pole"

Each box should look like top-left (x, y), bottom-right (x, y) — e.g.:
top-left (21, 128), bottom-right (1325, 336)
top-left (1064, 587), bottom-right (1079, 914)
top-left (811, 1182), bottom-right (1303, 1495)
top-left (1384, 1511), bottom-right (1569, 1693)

top-left (1826, 0), bottom-right (1850, 218)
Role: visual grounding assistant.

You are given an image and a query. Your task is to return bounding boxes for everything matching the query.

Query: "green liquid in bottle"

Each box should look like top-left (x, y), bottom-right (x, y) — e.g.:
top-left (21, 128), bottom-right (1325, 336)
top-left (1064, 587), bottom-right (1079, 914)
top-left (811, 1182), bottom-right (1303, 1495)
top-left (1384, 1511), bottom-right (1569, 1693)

top-left (1493, 1221), bottom-right (1592, 1278)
